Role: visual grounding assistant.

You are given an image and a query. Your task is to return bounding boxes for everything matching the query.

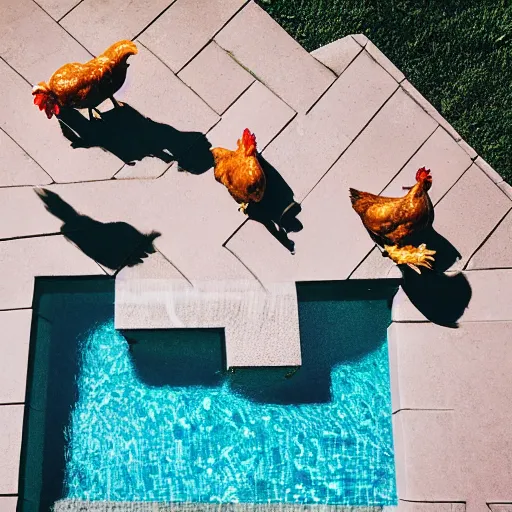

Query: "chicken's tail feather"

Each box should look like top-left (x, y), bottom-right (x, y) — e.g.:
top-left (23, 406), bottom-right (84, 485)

top-left (349, 188), bottom-right (363, 205)
top-left (103, 40), bottom-right (138, 65)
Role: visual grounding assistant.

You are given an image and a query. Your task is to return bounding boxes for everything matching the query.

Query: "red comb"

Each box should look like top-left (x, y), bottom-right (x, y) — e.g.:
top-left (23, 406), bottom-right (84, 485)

top-left (241, 128), bottom-right (257, 153)
top-left (416, 167), bottom-right (431, 181)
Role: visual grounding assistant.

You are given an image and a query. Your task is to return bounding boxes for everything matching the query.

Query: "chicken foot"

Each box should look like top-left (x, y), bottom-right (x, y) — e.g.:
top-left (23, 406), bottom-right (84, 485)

top-left (88, 107), bottom-right (103, 121)
top-left (383, 243), bottom-right (436, 274)
top-left (110, 96), bottom-right (124, 108)
top-left (238, 202), bottom-right (249, 214)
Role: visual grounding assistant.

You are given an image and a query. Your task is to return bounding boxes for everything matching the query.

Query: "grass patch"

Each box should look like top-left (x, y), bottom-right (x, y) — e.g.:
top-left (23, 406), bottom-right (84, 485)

top-left (258, 0), bottom-right (512, 184)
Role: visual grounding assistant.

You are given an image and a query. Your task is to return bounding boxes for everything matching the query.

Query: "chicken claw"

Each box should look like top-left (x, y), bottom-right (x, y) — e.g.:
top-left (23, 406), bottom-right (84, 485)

top-left (238, 202), bottom-right (249, 214)
top-left (383, 243), bottom-right (436, 274)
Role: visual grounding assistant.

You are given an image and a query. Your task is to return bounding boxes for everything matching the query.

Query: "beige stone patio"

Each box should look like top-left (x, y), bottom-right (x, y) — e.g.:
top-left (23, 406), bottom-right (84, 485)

top-left (1, 0), bottom-right (512, 511)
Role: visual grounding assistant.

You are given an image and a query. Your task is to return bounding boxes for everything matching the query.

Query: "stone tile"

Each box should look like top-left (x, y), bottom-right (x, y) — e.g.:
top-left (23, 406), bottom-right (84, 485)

top-left (467, 209), bottom-right (512, 269)
top-left (0, 59), bottom-right (123, 183)
top-left (0, 0), bottom-right (92, 85)
top-left (401, 80), bottom-right (462, 143)
top-left (37, 0), bottom-right (80, 21)
top-left (351, 33), bottom-right (369, 47)
top-left (178, 41), bottom-right (254, 115)
top-left (474, 156), bottom-right (504, 185)
top-left (392, 269), bottom-right (512, 323)
top-left (0, 497), bottom-right (17, 512)
top-left (432, 164), bottom-right (511, 270)
top-left (60, 0), bottom-right (172, 55)
top-left (388, 321), bottom-right (512, 411)
top-left (215, 2), bottom-right (336, 113)
top-left (0, 310), bottom-right (33, 403)
top-left (457, 139), bottom-right (477, 160)
top-left (350, 245), bottom-right (402, 280)
top-left (0, 404), bottom-right (24, 493)
top-left (324, 87), bottom-right (437, 196)
top-left (116, 44), bottom-right (219, 134)
top-left (498, 180), bottom-right (512, 200)
top-left (389, 501), bottom-right (466, 512)
top-left (381, 126), bottom-right (473, 205)
top-left (139, 0), bottom-right (246, 73)
top-left (365, 42), bottom-right (405, 82)
top-left (0, 186), bottom-right (62, 240)
top-left (489, 506), bottom-right (512, 512)
top-left (394, 410), bottom-right (464, 500)
top-left (0, 235), bottom-right (104, 310)
top-left (262, 50), bottom-right (398, 203)
top-left (206, 81), bottom-right (295, 151)
top-left (310, 35), bottom-right (362, 76)
top-left (0, 129), bottom-right (53, 187)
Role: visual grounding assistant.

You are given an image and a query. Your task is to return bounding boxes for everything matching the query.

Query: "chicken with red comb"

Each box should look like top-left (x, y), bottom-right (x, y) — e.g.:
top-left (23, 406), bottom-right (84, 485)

top-left (211, 128), bottom-right (266, 214)
top-left (349, 167), bottom-right (436, 274)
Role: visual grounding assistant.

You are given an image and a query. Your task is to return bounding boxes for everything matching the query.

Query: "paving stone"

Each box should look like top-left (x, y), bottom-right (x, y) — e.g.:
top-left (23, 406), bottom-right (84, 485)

top-left (387, 502), bottom-right (465, 512)
top-left (262, 50), bottom-right (398, 203)
top-left (350, 245), bottom-right (401, 280)
top-left (489, 506), bottom-right (512, 512)
top-left (432, 164), bottom-right (511, 270)
top-left (116, 44), bottom-right (219, 134)
top-left (0, 497), bottom-right (17, 512)
top-left (467, 209), bottom-right (512, 269)
top-left (206, 81), bottom-right (295, 151)
top-left (393, 410), bottom-right (464, 500)
top-left (365, 42), bottom-right (405, 82)
top-left (178, 41), bottom-right (254, 115)
top-left (457, 138), bottom-right (477, 160)
top-left (380, 126), bottom-right (473, 205)
top-left (324, 87), bottom-right (437, 196)
top-left (401, 80), bottom-right (462, 143)
top-left (0, 129), bottom-right (53, 187)
top-left (215, 2), bottom-right (336, 113)
top-left (310, 35), bottom-right (362, 76)
top-left (0, 0), bottom-right (92, 85)
top-left (0, 404), bottom-right (24, 493)
top-left (36, 0), bottom-right (80, 21)
top-left (0, 186), bottom-right (62, 240)
top-left (474, 156), bottom-right (504, 185)
top-left (138, 0), bottom-right (246, 73)
top-left (392, 269), bottom-right (512, 323)
top-left (498, 180), bottom-right (512, 200)
top-left (0, 235), bottom-right (104, 310)
top-left (351, 33), bottom-right (369, 47)
top-left (0, 310), bottom-right (33, 403)
top-left (60, 0), bottom-right (172, 56)
top-left (0, 59), bottom-right (123, 183)
top-left (388, 321), bottom-right (512, 412)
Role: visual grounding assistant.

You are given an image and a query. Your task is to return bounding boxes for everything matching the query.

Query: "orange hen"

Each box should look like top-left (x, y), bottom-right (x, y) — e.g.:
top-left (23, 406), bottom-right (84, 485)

top-left (349, 167), bottom-right (436, 273)
top-left (32, 40), bottom-right (138, 120)
top-left (211, 129), bottom-right (266, 214)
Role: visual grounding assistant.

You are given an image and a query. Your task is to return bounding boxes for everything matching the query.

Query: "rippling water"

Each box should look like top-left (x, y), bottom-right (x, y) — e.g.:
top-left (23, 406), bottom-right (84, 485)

top-left (64, 301), bottom-right (396, 505)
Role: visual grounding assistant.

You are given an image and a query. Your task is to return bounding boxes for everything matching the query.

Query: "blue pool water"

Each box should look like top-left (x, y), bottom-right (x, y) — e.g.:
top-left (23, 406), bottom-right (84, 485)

top-left (62, 303), bottom-right (396, 505)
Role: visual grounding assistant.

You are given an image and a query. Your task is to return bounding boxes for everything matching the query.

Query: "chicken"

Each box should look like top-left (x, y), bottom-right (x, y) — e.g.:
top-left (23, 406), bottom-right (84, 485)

top-left (32, 40), bottom-right (138, 120)
top-left (349, 167), bottom-right (436, 274)
top-left (211, 129), bottom-right (266, 214)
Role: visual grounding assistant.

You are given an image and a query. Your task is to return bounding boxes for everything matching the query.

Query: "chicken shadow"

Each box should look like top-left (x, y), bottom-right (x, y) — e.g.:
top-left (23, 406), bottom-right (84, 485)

top-left (35, 188), bottom-right (161, 271)
top-left (393, 227), bottom-right (472, 327)
top-left (57, 103), bottom-right (214, 174)
top-left (245, 155), bottom-right (303, 253)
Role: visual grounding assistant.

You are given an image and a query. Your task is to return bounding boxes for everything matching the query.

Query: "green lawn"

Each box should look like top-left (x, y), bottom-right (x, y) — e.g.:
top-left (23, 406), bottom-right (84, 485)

top-left (259, 0), bottom-right (512, 184)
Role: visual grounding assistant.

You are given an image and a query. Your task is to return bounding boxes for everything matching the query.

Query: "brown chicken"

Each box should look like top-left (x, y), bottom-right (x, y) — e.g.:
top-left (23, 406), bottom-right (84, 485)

top-left (32, 40), bottom-right (138, 120)
top-left (349, 167), bottom-right (436, 274)
top-left (211, 129), bottom-right (266, 213)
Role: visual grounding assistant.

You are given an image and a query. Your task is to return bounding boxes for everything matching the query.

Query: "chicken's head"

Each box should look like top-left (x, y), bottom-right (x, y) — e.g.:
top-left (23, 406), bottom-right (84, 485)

top-left (239, 128), bottom-right (257, 157)
top-left (416, 167), bottom-right (432, 190)
top-left (32, 83), bottom-right (60, 119)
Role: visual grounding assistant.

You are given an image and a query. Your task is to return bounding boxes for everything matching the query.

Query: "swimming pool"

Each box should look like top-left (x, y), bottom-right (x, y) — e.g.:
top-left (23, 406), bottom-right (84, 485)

top-left (20, 278), bottom-right (398, 511)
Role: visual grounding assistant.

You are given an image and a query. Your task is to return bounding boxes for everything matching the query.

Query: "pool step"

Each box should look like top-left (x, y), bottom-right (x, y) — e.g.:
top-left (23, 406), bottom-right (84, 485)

top-left (115, 255), bottom-right (301, 369)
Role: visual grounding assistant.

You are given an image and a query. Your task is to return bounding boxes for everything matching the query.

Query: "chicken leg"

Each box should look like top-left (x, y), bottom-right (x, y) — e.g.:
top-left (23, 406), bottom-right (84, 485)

top-left (383, 243), bottom-right (436, 274)
top-left (110, 96), bottom-right (124, 108)
top-left (88, 107), bottom-right (103, 121)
